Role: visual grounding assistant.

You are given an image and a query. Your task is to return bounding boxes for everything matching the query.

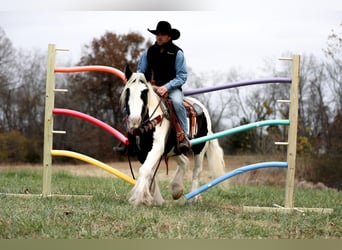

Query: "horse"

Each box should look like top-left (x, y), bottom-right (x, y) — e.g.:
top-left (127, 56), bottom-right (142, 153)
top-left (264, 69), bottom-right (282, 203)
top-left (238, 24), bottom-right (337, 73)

top-left (120, 67), bottom-right (227, 206)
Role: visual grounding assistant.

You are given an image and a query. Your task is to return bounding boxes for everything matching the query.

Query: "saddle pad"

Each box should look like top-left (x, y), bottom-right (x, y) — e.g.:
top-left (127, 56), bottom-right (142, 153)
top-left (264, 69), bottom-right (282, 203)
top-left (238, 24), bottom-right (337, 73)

top-left (184, 98), bottom-right (203, 116)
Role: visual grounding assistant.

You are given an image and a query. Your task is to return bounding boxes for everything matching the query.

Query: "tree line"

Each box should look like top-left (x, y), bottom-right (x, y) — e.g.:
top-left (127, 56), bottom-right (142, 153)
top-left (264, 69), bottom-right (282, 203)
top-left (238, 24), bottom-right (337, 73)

top-left (0, 24), bottom-right (341, 188)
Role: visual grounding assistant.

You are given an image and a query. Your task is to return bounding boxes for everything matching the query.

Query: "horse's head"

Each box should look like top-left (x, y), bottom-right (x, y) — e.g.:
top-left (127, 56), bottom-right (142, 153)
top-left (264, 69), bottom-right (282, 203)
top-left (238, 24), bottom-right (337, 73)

top-left (120, 67), bottom-right (152, 130)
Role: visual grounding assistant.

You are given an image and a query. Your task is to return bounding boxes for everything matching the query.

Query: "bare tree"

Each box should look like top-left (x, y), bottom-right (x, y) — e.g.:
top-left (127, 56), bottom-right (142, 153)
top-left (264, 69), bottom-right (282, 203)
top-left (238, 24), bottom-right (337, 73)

top-left (0, 27), bottom-right (16, 132)
top-left (14, 49), bottom-right (46, 138)
top-left (324, 23), bottom-right (342, 113)
top-left (67, 31), bottom-right (148, 124)
top-left (0, 27), bottom-right (46, 161)
top-left (53, 31), bottom-right (149, 159)
top-left (186, 67), bottom-right (247, 132)
top-left (298, 54), bottom-right (331, 153)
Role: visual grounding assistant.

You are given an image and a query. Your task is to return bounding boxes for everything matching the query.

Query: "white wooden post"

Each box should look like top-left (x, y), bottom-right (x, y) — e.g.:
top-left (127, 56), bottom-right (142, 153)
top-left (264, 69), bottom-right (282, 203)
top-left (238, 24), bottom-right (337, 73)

top-left (284, 55), bottom-right (300, 208)
top-left (42, 44), bottom-right (56, 197)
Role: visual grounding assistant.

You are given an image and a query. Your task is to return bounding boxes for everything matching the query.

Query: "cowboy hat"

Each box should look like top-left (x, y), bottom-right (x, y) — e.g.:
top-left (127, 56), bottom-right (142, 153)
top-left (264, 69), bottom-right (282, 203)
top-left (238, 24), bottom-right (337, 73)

top-left (148, 21), bottom-right (180, 40)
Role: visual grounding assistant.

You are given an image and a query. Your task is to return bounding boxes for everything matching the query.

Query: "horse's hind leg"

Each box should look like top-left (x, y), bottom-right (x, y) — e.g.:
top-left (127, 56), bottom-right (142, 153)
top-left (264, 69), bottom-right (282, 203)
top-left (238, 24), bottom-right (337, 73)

top-left (190, 151), bottom-right (205, 201)
top-left (170, 154), bottom-right (189, 200)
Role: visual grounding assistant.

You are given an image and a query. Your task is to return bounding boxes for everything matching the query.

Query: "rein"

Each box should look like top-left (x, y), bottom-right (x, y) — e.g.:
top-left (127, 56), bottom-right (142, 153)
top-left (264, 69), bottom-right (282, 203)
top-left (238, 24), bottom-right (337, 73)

top-left (127, 93), bottom-right (167, 136)
top-left (128, 114), bottom-right (163, 136)
top-left (126, 94), bottom-right (167, 182)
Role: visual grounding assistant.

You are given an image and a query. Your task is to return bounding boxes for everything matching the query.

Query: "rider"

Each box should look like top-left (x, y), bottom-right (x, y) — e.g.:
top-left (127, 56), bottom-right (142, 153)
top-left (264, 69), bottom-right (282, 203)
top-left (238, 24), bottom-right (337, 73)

top-left (138, 21), bottom-right (190, 152)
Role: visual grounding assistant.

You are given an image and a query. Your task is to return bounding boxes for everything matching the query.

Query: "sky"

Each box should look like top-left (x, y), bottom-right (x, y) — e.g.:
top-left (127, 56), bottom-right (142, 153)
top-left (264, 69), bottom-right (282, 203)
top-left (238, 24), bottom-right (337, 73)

top-left (0, 0), bottom-right (341, 76)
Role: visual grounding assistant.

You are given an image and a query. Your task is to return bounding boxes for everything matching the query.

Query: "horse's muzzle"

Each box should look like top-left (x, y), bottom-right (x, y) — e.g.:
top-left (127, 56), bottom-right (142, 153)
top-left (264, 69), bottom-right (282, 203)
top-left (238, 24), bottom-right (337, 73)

top-left (128, 116), bottom-right (141, 129)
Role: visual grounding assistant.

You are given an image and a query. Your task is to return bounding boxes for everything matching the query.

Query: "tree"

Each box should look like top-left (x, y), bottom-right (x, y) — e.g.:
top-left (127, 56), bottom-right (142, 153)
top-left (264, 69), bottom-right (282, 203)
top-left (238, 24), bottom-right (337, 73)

top-left (0, 27), bottom-right (16, 132)
top-left (309, 112), bottom-right (342, 189)
top-left (224, 117), bottom-right (258, 154)
top-left (53, 31), bottom-right (149, 160)
top-left (186, 67), bottom-right (249, 132)
top-left (68, 32), bottom-right (147, 123)
top-left (14, 49), bottom-right (46, 138)
top-left (0, 27), bottom-right (46, 162)
top-left (324, 23), bottom-right (342, 113)
top-left (297, 54), bottom-right (331, 154)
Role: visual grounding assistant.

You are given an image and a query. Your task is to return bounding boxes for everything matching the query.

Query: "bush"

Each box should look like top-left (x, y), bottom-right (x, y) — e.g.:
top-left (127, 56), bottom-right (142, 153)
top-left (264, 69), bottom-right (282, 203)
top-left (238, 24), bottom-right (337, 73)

top-left (309, 155), bottom-right (342, 190)
top-left (0, 131), bottom-right (41, 163)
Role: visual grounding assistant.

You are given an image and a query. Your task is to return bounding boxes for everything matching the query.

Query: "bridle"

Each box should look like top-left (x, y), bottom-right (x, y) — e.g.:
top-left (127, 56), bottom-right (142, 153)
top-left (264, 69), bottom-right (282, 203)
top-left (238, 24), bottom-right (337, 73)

top-left (127, 96), bottom-right (165, 136)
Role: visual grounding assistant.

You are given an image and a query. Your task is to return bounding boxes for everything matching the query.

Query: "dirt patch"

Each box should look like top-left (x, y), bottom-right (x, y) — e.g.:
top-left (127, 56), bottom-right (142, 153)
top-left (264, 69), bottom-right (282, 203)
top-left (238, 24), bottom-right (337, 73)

top-left (0, 155), bottom-right (288, 186)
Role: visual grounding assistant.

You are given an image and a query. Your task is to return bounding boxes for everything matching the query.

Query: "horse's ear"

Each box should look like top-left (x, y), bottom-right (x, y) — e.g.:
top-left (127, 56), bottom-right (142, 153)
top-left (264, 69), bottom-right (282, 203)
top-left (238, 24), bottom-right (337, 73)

top-left (124, 65), bottom-right (133, 80)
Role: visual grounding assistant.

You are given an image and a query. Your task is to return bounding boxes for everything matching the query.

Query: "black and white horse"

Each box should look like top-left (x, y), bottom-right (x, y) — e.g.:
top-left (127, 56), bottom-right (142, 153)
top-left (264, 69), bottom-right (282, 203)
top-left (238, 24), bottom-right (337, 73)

top-left (120, 68), bottom-right (227, 206)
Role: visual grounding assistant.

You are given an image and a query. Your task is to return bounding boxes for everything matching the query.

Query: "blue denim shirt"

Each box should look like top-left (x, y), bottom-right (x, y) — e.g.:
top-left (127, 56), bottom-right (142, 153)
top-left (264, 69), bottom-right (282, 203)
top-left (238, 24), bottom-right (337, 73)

top-left (137, 49), bottom-right (187, 91)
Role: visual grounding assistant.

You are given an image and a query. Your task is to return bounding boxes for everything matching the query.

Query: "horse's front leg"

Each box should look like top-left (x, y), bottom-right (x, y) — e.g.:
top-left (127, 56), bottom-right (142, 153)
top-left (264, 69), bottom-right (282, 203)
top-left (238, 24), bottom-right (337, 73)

top-left (128, 139), bottom-right (165, 206)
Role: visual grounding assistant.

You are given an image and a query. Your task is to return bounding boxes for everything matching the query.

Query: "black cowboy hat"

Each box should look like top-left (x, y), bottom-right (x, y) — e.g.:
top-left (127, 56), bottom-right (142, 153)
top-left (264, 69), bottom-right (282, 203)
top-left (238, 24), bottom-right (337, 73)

top-left (148, 21), bottom-right (180, 40)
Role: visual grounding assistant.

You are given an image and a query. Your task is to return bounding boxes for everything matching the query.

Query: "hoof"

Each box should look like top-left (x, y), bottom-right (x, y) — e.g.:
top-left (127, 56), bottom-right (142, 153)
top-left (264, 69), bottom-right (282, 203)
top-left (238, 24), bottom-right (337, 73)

top-left (128, 186), bottom-right (153, 207)
top-left (171, 183), bottom-right (184, 200)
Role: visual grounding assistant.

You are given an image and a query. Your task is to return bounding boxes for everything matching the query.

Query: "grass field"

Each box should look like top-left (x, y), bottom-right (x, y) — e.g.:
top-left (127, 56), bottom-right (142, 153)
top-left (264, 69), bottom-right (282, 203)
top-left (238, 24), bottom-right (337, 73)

top-left (0, 156), bottom-right (341, 239)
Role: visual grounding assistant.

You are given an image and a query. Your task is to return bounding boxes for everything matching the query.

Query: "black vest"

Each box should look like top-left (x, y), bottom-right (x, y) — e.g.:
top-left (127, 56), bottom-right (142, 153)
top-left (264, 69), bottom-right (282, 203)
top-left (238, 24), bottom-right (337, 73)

top-left (146, 41), bottom-right (182, 86)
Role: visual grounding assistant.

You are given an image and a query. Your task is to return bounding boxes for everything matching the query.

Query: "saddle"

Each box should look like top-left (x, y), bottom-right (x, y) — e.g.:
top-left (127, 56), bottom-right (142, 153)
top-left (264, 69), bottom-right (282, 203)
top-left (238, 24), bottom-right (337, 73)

top-left (164, 97), bottom-right (203, 142)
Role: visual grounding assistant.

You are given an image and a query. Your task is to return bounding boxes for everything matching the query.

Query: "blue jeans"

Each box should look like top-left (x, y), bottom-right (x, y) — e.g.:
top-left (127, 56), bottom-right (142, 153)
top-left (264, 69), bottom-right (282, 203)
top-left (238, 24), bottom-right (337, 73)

top-left (168, 88), bottom-right (188, 135)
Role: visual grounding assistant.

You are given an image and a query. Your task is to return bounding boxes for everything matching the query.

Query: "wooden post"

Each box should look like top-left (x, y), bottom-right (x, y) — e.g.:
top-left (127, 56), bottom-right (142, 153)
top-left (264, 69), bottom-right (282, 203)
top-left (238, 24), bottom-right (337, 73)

top-left (284, 55), bottom-right (300, 208)
top-left (42, 44), bottom-right (56, 197)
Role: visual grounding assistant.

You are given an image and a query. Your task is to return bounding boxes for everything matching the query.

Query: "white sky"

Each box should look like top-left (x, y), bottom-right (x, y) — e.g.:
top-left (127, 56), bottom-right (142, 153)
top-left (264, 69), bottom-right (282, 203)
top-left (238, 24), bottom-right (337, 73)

top-left (0, 0), bottom-right (341, 75)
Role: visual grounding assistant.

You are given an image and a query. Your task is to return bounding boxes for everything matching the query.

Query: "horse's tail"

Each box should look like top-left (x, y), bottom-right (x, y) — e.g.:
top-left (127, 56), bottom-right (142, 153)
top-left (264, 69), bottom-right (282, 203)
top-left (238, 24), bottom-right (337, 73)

top-left (206, 136), bottom-right (229, 189)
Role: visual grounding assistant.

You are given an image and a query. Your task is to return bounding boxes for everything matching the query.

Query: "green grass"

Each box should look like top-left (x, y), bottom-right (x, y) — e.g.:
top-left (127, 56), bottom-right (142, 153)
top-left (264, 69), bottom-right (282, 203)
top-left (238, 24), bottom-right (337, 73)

top-left (0, 168), bottom-right (341, 239)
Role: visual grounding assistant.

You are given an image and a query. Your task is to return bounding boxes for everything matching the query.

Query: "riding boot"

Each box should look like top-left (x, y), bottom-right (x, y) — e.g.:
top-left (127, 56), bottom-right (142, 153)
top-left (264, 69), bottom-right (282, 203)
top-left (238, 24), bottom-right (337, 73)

top-left (168, 99), bottom-right (191, 153)
top-left (173, 122), bottom-right (190, 153)
top-left (178, 133), bottom-right (191, 153)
